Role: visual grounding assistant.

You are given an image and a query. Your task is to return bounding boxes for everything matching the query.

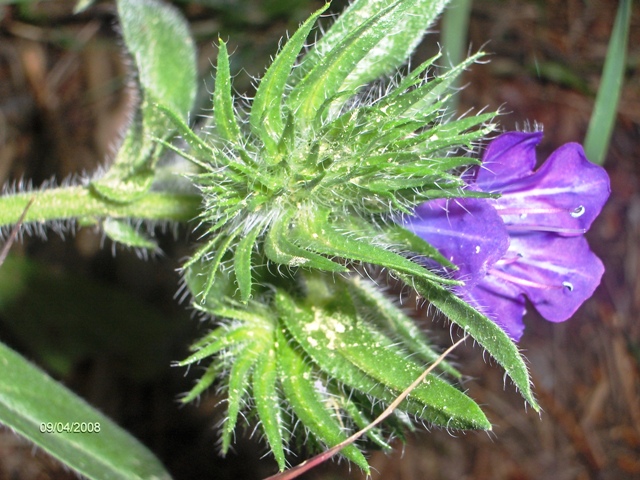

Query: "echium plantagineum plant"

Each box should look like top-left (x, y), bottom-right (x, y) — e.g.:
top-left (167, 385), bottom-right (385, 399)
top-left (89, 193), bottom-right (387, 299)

top-left (0, 0), bottom-right (612, 478)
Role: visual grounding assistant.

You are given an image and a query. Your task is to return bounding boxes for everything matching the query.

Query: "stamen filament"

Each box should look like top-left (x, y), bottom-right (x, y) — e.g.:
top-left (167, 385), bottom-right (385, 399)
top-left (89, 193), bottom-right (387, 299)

top-left (495, 206), bottom-right (568, 215)
top-left (489, 268), bottom-right (563, 290)
top-left (505, 224), bottom-right (586, 234)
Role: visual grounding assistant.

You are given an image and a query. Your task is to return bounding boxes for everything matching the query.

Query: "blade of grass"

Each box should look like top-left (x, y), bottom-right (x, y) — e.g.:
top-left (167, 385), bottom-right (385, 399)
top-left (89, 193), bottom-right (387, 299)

top-left (440, 0), bottom-right (473, 114)
top-left (583, 0), bottom-right (631, 165)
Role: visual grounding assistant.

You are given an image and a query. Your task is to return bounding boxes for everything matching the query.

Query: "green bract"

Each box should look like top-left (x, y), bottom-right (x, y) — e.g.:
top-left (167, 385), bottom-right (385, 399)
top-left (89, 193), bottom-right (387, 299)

top-left (160, 0), bottom-right (538, 472)
top-left (160, 3), bottom-right (495, 304)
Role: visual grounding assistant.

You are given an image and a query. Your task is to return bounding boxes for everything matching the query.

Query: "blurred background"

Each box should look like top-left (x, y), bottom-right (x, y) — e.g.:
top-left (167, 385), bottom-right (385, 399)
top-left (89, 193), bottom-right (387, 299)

top-left (0, 0), bottom-right (638, 478)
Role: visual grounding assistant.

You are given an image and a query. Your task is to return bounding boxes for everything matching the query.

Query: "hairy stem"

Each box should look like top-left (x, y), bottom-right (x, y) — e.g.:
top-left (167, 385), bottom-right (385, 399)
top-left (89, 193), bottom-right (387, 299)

top-left (0, 186), bottom-right (201, 230)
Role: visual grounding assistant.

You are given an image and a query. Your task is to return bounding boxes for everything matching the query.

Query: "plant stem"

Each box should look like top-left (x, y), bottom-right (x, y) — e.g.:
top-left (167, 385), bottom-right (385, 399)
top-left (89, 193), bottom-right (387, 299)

top-left (0, 186), bottom-right (201, 230)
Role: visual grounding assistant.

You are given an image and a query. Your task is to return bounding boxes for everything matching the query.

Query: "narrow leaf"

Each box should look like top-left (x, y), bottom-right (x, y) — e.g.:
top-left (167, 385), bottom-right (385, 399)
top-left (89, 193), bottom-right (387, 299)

top-left (264, 214), bottom-right (348, 272)
top-left (94, 0), bottom-right (196, 202)
top-left (277, 289), bottom-right (490, 429)
top-left (250, 4), bottom-right (330, 143)
top-left (214, 41), bottom-right (245, 145)
top-left (584, 0), bottom-right (631, 165)
top-left (234, 223), bottom-right (263, 302)
top-left (407, 275), bottom-right (539, 410)
top-left (222, 345), bottom-right (262, 455)
top-left (287, 1), bottom-right (405, 126)
top-left (292, 209), bottom-right (456, 285)
top-left (253, 348), bottom-right (286, 471)
top-left (103, 218), bottom-right (158, 251)
top-left (265, 335), bottom-right (468, 480)
top-left (276, 330), bottom-right (370, 472)
top-left (181, 361), bottom-right (223, 404)
top-left (344, 276), bottom-right (461, 377)
top-left (0, 342), bottom-right (172, 479)
top-left (117, 0), bottom-right (196, 114)
top-left (291, 0), bottom-right (448, 93)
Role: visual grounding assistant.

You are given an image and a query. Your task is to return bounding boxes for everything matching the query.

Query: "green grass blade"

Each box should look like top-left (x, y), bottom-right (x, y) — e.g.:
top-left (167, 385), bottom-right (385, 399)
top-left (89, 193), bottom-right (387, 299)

top-left (440, 0), bottom-right (473, 113)
top-left (584, 0), bottom-right (631, 165)
top-left (0, 341), bottom-right (172, 479)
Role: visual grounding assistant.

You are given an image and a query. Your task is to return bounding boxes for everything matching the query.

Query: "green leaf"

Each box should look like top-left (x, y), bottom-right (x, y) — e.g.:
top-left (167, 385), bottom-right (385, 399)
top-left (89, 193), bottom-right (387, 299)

top-left (382, 224), bottom-right (455, 268)
top-left (250, 4), bottom-right (330, 147)
top-left (90, 111), bottom-right (158, 203)
top-left (291, 208), bottom-right (456, 285)
top-left (276, 329), bottom-right (370, 472)
top-left (340, 394), bottom-right (393, 451)
top-left (117, 0), bottom-right (196, 115)
top-left (102, 218), bottom-right (158, 251)
top-left (343, 276), bottom-right (461, 378)
top-left (214, 42), bottom-right (245, 146)
top-left (292, 0), bottom-right (448, 93)
top-left (407, 275), bottom-right (539, 410)
top-left (253, 348), bottom-right (286, 471)
top-left (179, 325), bottom-right (254, 366)
top-left (287, 1), bottom-right (413, 126)
top-left (264, 213), bottom-right (348, 272)
top-left (197, 231), bottom-right (240, 302)
top-left (0, 341), bottom-right (172, 479)
top-left (152, 103), bottom-right (218, 168)
top-left (378, 52), bottom-right (486, 122)
top-left (93, 0), bottom-right (196, 202)
top-left (221, 343), bottom-right (263, 454)
top-left (234, 223), bottom-right (264, 302)
top-left (277, 288), bottom-right (491, 430)
top-left (180, 361), bottom-right (222, 404)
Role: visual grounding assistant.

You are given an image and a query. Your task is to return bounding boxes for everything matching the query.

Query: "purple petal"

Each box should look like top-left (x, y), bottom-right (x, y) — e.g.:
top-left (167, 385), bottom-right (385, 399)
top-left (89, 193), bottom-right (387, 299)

top-left (404, 197), bottom-right (509, 288)
top-left (473, 131), bottom-right (543, 190)
top-left (492, 233), bottom-right (604, 323)
top-left (492, 143), bottom-right (611, 234)
top-left (462, 275), bottom-right (527, 341)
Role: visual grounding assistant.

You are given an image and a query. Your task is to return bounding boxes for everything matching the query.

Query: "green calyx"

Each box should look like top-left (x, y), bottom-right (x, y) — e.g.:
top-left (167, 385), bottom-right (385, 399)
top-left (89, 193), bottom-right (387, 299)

top-left (160, 3), bottom-right (495, 304)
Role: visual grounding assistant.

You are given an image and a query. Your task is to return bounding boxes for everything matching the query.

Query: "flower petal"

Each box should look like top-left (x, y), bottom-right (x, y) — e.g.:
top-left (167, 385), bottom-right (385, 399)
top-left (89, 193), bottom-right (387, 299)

top-left (494, 233), bottom-right (604, 322)
top-left (473, 131), bottom-right (543, 190)
top-left (462, 275), bottom-right (527, 341)
top-left (404, 197), bottom-right (509, 288)
top-left (492, 143), bottom-right (611, 234)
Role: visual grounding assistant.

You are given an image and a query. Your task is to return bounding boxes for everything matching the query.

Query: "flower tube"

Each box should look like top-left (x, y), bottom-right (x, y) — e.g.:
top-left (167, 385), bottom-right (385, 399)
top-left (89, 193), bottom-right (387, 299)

top-left (403, 132), bottom-right (610, 340)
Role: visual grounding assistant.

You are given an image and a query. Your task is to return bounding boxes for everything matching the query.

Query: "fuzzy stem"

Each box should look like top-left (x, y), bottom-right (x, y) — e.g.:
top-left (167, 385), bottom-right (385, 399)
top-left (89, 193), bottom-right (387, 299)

top-left (0, 186), bottom-right (201, 230)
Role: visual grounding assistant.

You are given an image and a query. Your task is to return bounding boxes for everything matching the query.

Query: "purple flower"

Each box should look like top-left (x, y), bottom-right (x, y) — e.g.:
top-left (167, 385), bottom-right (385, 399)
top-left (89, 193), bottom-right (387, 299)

top-left (404, 132), bottom-right (610, 340)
